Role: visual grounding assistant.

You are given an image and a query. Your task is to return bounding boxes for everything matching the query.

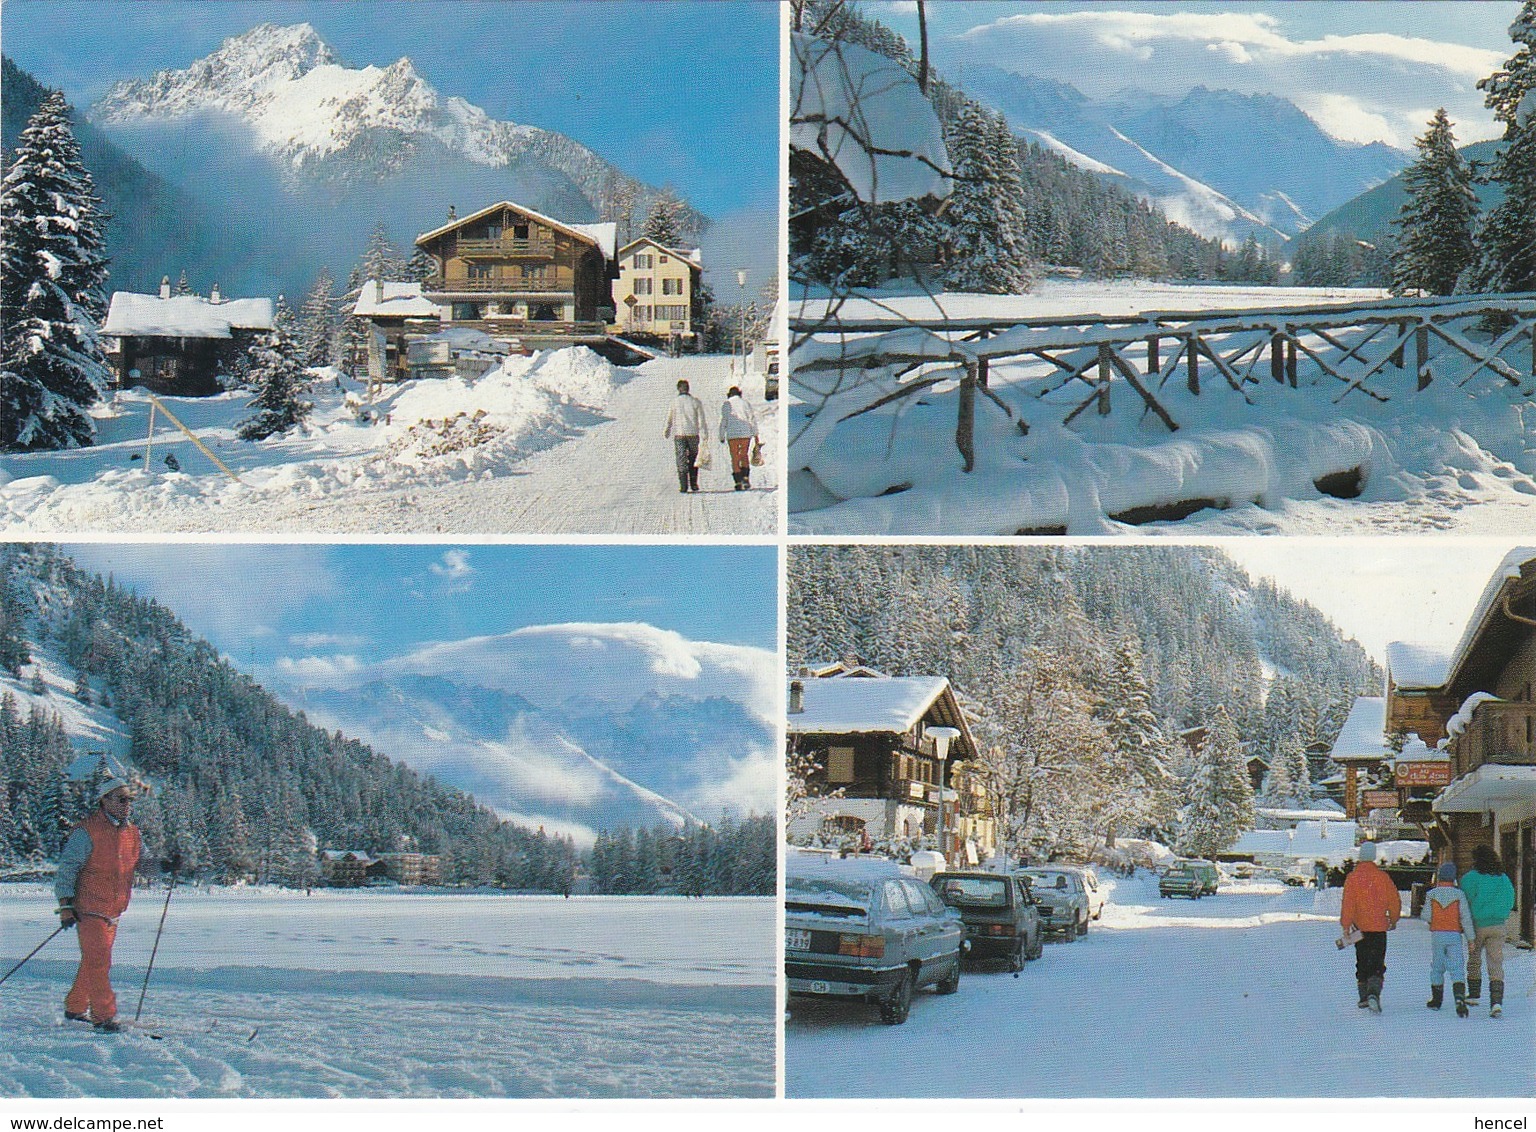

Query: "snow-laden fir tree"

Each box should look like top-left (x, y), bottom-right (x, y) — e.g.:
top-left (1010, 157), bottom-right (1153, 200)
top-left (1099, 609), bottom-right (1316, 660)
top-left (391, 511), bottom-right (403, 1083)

top-left (360, 221), bottom-right (408, 283)
top-left (642, 187), bottom-right (689, 247)
top-left (405, 246), bottom-right (437, 286)
top-left (1466, 1), bottom-right (1536, 294)
top-left (942, 100), bottom-right (1033, 294)
top-left (1176, 703), bottom-right (1255, 858)
top-left (297, 268), bottom-right (338, 369)
top-left (0, 92), bottom-right (112, 451)
top-left (1098, 636), bottom-right (1177, 839)
top-left (238, 297), bottom-right (312, 440)
top-left (174, 269), bottom-right (192, 297)
top-left (1390, 109), bottom-right (1478, 296)
top-left (1261, 733), bottom-right (1313, 807)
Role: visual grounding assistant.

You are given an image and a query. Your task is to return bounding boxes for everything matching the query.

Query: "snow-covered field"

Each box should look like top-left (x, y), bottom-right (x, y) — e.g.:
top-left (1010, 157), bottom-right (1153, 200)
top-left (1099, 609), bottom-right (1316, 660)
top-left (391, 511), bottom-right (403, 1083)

top-left (0, 351), bottom-right (778, 534)
top-left (0, 886), bottom-right (774, 1098)
top-left (786, 872), bottom-right (1535, 1098)
top-left (790, 281), bottom-right (1536, 536)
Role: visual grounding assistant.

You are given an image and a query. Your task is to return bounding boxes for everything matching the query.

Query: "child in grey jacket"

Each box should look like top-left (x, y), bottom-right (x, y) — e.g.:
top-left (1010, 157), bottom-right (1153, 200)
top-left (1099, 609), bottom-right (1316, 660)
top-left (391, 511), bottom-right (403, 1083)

top-left (1421, 860), bottom-right (1476, 1017)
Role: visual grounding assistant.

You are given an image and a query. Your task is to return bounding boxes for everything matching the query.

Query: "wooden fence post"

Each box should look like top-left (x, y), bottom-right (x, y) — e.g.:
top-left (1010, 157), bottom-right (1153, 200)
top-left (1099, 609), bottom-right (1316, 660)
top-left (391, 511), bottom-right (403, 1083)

top-left (1271, 332), bottom-right (1285, 384)
top-left (1416, 323), bottom-right (1431, 390)
top-left (1392, 318), bottom-right (1406, 369)
top-left (957, 359), bottom-right (977, 473)
top-left (1286, 334), bottom-right (1297, 387)
top-left (1146, 335), bottom-right (1160, 377)
top-left (1187, 333), bottom-right (1200, 395)
top-left (1098, 343), bottom-right (1112, 415)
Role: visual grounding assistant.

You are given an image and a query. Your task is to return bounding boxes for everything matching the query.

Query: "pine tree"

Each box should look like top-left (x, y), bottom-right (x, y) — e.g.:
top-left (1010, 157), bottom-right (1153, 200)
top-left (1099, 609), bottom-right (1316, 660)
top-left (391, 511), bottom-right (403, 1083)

top-left (1177, 704), bottom-right (1255, 858)
top-left (238, 297), bottom-right (312, 441)
top-left (297, 269), bottom-right (338, 370)
top-left (1390, 109), bottom-right (1478, 296)
top-left (1467, 2), bottom-right (1536, 293)
top-left (941, 101), bottom-right (1033, 294)
top-left (405, 246), bottom-right (437, 286)
top-left (340, 266), bottom-right (370, 378)
top-left (174, 270), bottom-right (193, 297)
top-left (0, 92), bottom-right (112, 451)
top-left (361, 222), bottom-right (407, 283)
top-left (642, 188), bottom-right (689, 247)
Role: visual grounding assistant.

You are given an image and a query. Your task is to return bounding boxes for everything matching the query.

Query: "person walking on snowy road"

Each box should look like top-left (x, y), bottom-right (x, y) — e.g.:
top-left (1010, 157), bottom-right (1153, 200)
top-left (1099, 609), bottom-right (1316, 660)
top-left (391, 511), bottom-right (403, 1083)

top-left (1421, 860), bottom-right (1476, 1016)
top-left (719, 386), bottom-right (760, 491)
top-left (1460, 845), bottom-right (1517, 1017)
top-left (663, 379), bottom-right (708, 493)
top-left (1340, 840), bottom-right (1401, 1013)
top-left (54, 778), bottom-right (142, 1033)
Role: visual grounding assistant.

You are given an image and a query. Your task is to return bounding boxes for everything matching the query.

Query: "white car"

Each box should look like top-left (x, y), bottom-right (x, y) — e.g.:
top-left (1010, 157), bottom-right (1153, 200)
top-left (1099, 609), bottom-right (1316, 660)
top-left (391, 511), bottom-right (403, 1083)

top-left (1060, 865), bottom-right (1107, 920)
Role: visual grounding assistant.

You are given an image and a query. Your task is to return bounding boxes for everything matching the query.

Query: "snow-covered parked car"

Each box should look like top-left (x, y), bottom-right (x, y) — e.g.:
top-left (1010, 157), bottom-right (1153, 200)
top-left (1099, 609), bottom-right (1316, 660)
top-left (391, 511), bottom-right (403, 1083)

top-left (1017, 867), bottom-right (1091, 939)
top-left (1159, 859), bottom-right (1220, 899)
top-left (930, 870), bottom-right (1043, 972)
top-left (785, 855), bottom-right (964, 1025)
top-left (1059, 865), bottom-right (1107, 920)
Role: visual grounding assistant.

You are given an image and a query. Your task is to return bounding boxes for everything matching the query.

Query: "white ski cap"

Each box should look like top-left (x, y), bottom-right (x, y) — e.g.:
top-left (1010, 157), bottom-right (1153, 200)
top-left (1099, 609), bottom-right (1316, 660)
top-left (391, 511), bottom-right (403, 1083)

top-left (95, 777), bottom-right (133, 803)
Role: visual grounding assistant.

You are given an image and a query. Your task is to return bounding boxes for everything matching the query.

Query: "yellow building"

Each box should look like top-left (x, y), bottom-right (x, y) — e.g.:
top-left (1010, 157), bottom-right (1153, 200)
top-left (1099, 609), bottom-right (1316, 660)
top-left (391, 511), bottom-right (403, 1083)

top-left (612, 237), bottom-right (703, 345)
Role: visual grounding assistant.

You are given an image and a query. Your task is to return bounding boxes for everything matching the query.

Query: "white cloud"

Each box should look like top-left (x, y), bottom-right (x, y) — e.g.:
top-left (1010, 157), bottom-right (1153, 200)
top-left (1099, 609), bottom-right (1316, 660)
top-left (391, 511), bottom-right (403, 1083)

top-left (428, 549), bottom-right (475, 591)
top-left (289, 631), bottom-right (368, 650)
top-left (274, 654), bottom-right (362, 683)
top-left (953, 7), bottom-right (1507, 146)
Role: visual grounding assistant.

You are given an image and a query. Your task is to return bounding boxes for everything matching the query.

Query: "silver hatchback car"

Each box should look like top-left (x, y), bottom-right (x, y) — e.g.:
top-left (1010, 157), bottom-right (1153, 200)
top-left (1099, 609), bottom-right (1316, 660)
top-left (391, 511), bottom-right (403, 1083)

top-left (785, 855), bottom-right (964, 1024)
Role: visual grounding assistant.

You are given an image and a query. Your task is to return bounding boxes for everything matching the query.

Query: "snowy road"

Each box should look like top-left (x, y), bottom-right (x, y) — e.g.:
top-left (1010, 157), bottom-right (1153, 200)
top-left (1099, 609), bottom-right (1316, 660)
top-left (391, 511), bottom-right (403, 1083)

top-left (0, 353), bottom-right (779, 535)
top-left (786, 873), bottom-right (1535, 1098)
top-left (0, 888), bottom-right (774, 1098)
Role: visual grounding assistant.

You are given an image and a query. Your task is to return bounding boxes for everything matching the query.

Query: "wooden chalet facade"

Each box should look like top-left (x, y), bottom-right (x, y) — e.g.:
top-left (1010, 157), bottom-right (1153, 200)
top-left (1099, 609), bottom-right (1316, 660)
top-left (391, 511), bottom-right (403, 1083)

top-left (414, 201), bottom-right (616, 347)
top-left (1428, 551), bottom-right (1536, 943)
top-left (101, 279), bottom-right (273, 397)
top-left (318, 850), bottom-right (380, 888)
top-left (612, 237), bottom-right (703, 344)
top-left (786, 665), bottom-right (993, 865)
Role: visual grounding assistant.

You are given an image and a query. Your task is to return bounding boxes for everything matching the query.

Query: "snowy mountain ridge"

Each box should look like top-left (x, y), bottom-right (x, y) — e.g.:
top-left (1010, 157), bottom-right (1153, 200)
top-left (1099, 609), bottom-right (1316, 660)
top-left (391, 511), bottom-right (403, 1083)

top-left (92, 23), bottom-right (582, 180)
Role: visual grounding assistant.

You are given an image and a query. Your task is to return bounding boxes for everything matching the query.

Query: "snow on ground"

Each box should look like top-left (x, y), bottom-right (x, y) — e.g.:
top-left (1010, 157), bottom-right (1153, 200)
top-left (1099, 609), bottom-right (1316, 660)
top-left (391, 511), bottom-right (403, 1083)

top-left (0, 351), bottom-right (778, 535)
top-left (0, 886), bottom-right (773, 1098)
top-left (786, 871), bottom-right (1535, 1098)
top-left (790, 281), bottom-right (1536, 536)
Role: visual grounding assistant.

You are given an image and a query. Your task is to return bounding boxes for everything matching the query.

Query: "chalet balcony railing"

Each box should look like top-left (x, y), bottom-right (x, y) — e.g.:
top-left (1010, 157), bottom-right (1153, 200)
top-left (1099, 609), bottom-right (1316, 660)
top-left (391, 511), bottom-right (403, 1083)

top-left (1448, 701), bottom-right (1536, 776)
top-left (426, 276), bottom-right (565, 294)
top-left (440, 317), bottom-right (609, 338)
top-left (823, 777), bottom-right (986, 809)
top-left (453, 238), bottom-right (557, 258)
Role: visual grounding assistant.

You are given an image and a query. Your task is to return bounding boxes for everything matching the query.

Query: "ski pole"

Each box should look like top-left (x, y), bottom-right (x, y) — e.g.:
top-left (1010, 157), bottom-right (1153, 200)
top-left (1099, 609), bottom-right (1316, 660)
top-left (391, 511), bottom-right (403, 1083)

top-left (0, 925), bottom-right (65, 987)
top-left (134, 867), bottom-right (179, 1022)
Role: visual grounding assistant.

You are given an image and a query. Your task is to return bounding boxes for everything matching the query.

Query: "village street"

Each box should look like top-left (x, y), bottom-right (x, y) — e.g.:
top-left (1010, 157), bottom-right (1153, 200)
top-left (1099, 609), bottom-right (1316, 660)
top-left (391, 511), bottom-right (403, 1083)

top-left (0, 354), bottom-right (779, 535)
top-left (786, 871), bottom-right (1535, 1098)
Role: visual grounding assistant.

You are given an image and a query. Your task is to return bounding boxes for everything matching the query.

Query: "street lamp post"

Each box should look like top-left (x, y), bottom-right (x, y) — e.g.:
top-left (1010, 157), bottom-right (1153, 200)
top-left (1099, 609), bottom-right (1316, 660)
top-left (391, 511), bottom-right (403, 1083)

top-left (927, 726), bottom-right (961, 866)
top-left (734, 269), bottom-right (748, 379)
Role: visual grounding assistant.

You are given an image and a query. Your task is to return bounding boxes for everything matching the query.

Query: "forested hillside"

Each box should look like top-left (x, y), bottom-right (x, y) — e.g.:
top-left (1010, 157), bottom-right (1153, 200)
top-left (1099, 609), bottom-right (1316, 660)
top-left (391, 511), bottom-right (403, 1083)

top-left (788, 545), bottom-right (1380, 857)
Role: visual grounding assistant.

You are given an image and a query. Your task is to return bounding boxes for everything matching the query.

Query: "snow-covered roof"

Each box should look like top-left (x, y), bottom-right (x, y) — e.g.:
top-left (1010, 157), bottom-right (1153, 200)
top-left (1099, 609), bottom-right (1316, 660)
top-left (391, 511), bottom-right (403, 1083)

top-left (416, 201), bottom-right (616, 262)
top-left (1385, 640), bottom-right (1450, 691)
top-left (1256, 804), bottom-right (1347, 823)
top-left (352, 280), bottom-right (443, 318)
top-left (1443, 691), bottom-right (1503, 743)
top-left (1330, 697), bottom-right (1388, 762)
top-left (1394, 733), bottom-right (1447, 762)
top-left (791, 32), bottom-right (951, 205)
top-left (1434, 764), bottom-right (1536, 812)
top-left (320, 850), bottom-right (374, 863)
top-left (1442, 548), bottom-right (1536, 689)
top-left (788, 674), bottom-right (951, 737)
top-left (102, 292), bottom-right (274, 338)
top-left (1230, 819), bottom-right (1359, 863)
top-left (617, 237), bottom-right (703, 269)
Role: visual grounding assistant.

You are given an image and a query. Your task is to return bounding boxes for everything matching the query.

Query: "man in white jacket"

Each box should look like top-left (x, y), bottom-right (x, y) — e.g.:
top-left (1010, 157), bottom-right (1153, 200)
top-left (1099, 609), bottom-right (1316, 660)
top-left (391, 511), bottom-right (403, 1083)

top-left (663, 379), bottom-right (708, 493)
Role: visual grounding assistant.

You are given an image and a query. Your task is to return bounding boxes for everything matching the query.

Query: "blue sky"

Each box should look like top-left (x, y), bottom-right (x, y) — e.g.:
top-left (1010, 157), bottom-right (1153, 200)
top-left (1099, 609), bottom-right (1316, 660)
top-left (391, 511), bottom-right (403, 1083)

top-left (64, 542), bottom-right (779, 673)
top-left (2, 0), bottom-right (781, 216)
top-left (870, 1), bottom-right (1521, 148)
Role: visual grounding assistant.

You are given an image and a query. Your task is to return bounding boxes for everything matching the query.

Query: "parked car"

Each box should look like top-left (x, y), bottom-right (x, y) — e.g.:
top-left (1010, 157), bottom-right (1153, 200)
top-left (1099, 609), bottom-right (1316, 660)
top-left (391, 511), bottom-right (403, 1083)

top-left (1017, 866), bottom-right (1091, 939)
top-left (930, 870), bottom-right (1043, 972)
top-left (785, 855), bottom-right (964, 1025)
top-left (1060, 865), bottom-right (1107, 920)
top-left (1160, 859), bottom-right (1220, 899)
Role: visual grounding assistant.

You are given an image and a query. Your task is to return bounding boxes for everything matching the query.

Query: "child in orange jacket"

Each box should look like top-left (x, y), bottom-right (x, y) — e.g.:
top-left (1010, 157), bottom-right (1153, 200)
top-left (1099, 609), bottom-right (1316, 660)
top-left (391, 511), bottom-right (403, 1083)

top-left (1421, 860), bottom-right (1476, 1017)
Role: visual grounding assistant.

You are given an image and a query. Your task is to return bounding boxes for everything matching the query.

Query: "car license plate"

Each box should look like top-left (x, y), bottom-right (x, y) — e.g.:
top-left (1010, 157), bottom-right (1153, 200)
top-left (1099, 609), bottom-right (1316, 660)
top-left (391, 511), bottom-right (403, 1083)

top-left (810, 980), bottom-right (831, 994)
top-left (786, 929), bottom-right (811, 951)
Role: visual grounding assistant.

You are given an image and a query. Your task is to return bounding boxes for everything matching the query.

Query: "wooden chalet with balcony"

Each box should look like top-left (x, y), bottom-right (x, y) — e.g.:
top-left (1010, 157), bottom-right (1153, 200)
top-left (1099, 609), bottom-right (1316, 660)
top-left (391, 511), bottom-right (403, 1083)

top-left (1428, 549), bottom-right (1536, 942)
top-left (413, 201), bottom-right (617, 350)
top-left (101, 278), bottom-right (273, 397)
top-left (786, 665), bottom-right (993, 865)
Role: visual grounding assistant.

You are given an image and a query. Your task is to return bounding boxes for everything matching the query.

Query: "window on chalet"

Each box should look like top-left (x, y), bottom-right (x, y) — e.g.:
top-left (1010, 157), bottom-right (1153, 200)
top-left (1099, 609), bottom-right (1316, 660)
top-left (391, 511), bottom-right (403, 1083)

top-left (451, 302), bottom-right (483, 321)
top-left (514, 223), bottom-right (530, 240)
top-left (468, 264), bottom-right (494, 281)
top-left (662, 278), bottom-right (684, 295)
top-left (634, 278), bottom-right (653, 296)
top-left (660, 255), bottom-right (669, 263)
top-left (657, 304), bottom-right (689, 321)
top-left (484, 224), bottom-right (502, 240)
top-left (826, 746), bottom-right (855, 783)
top-left (634, 253), bottom-right (653, 269)
top-left (636, 305), bottom-right (652, 322)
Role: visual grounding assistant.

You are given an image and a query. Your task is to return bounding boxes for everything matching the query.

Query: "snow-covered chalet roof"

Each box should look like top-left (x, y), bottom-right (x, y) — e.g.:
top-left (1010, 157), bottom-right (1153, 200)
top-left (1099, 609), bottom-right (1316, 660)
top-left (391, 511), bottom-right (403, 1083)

top-left (1330, 697), bottom-right (1388, 763)
top-left (102, 292), bottom-right (273, 339)
top-left (416, 201), bottom-right (616, 262)
top-left (617, 237), bottom-right (703, 269)
top-left (352, 280), bottom-right (443, 318)
top-left (788, 673), bottom-right (951, 737)
top-left (1230, 819), bottom-right (1359, 864)
top-left (791, 32), bottom-right (951, 205)
top-left (1385, 640), bottom-right (1450, 691)
top-left (1440, 547), bottom-right (1536, 689)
